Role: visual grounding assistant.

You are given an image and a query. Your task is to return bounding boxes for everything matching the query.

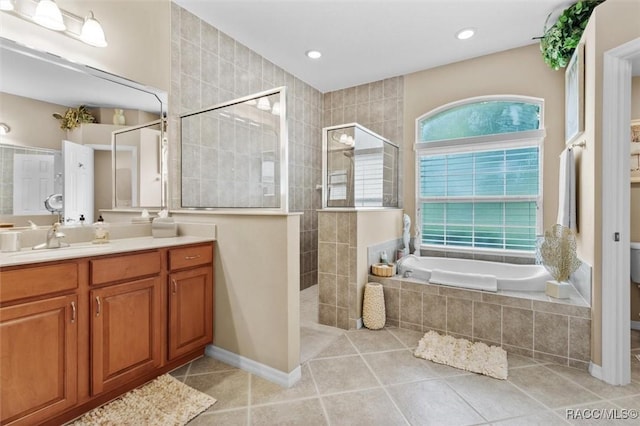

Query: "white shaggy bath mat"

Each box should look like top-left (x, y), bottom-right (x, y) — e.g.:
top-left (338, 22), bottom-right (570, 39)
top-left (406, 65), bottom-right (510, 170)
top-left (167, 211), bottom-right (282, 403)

top-left (414, 331), bottom-right (508, 380)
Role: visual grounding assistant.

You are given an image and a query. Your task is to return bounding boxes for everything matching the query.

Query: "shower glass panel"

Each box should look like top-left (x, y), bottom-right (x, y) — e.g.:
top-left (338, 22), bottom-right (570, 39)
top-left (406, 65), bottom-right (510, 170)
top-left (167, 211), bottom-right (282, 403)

top-left (180, 87), bottom-right (287, 210)
top-left (323, 123), bottom-right (399, 208)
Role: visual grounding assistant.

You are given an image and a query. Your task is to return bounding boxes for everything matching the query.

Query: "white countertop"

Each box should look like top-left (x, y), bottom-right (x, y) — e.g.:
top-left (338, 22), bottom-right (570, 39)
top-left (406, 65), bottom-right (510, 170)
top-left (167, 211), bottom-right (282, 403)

top-left (0, 236), bottom-right (215, 268)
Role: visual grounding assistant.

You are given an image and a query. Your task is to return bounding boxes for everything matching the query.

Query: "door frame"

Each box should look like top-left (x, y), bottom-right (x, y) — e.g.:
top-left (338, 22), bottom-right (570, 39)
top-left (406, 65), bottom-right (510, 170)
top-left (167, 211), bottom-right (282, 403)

top-left (599, 36), bottom-right (640, 385)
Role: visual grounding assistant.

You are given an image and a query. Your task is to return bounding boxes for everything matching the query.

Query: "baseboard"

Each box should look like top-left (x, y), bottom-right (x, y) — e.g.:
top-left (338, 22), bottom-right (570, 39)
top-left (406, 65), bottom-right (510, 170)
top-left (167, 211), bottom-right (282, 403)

top-left (205, 345), bottom-right (301, 388)
top-left (356, 317), bottom-right (363, 329)
top-left (589, 361), bottom-right (603, 380)
top-left (631, 320), bottom-right (640, 331)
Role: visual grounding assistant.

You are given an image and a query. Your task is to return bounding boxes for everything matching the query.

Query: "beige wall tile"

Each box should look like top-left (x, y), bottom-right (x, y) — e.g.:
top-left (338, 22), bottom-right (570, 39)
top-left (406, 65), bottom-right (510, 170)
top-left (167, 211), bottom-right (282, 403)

top-left (337, 307), bottom-right (349, 330)
top-left (482, 293), bottom-right (533, 309)
top-left (383, 286), bottom-right (400, 323)
top-left (400, 290), bottom-right (422, 325)
top-left (319, 304), bottom-right (337, 327)
top-left (439, 287), bottom-right (482, 301)
top-left (423, 293), bottom-right (447, 331)
top-left (569, 317), bottom-right (591, 361)
top-left (318, 242), bottom-right (337, 274)
top-left (502, 307), bottom-right (533, 350)
top-left (447, 298), bottom-right (473, 337)
top-left (534, 312), bottom-right (569, 357)
top-left (473, 302), bottom-right (502, 343)
top-left (532, 300), bottom-right (591, 319)
top-left (336, 213), bottom-right (350, 244)
top-left (337, 275), bottom-right (349, 308)
top-left (318, 273), bottom-right (337, 306)
top-left (318, 212), bottom-right (337, 242)
top-left (337, 243), bottom-right (350, 276)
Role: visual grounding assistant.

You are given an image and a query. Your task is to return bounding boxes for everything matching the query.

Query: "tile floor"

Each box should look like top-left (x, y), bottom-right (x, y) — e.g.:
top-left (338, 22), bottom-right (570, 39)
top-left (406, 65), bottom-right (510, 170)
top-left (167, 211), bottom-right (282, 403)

top-left (173, 285), bottom-right (640, 425)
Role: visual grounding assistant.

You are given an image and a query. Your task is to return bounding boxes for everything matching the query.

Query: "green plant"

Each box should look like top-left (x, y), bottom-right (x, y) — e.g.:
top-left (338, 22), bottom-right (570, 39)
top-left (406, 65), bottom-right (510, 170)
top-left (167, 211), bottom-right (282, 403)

top-left (52, 105), bottom-right (96, 130)
top-left (539, 0), bottom-right (605, 70)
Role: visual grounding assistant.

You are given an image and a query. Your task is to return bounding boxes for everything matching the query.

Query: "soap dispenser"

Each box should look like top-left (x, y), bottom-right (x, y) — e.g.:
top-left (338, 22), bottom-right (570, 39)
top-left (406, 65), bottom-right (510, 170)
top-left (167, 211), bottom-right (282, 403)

top-left (93, 217), bottom-right (109, 244)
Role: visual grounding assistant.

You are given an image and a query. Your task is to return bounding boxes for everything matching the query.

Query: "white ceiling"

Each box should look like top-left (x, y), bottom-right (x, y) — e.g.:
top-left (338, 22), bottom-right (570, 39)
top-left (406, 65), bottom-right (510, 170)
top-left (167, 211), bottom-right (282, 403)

top-left (174, 0), bottom-right (579, 92)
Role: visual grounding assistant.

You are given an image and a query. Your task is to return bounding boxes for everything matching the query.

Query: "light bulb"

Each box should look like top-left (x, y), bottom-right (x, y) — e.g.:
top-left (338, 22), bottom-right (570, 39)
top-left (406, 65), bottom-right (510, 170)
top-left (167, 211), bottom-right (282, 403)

top-left (0, 0), bottom-right (15, 11)
top-left (80, 11), bottom-right (107, 47)
top-left (33, 0), bottom-right (66, 31)
top-left (257, 97), bottom-right (271, 111)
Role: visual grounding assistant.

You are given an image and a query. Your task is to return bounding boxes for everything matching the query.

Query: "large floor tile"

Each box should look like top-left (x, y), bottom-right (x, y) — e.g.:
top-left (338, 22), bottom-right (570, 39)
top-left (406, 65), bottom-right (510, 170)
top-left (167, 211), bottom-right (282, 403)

top-left (188, 355), bottom-right (238, 375)
top-left (507, 365), bottom-right (601, 408)
top-left (300, 326), bottom-right (344, 363)
top-left (387, 327), bottom-right (425, 349)
top-left (387, 379), bottom-right (486, 426)
top-left (611, 394), bottom-right (640, 410)
top-left (311, 334), bottom-right (358, 359)
top-left (492, 410), bottom-right (570, 425)
top-left (189, 408), bottom-right (249, 426)
top-left (309, 355), bottom-right (380, 394)
top-left (184, 370), bottom-right (249, 412)
top-left (345, 328), bottom-right (405, 353)
top-left (251, 364), bottom-right (317, 405)
top-left (445, 374), bottom-right (546, 421)
top-left (321, 388), bottom-right (407, 426)
top-left (546, 363), bottom-right (640, 400)
top-left (250, 398), bottom-right (327, 426)
top-left (363, 349), bottom-right (438, 385)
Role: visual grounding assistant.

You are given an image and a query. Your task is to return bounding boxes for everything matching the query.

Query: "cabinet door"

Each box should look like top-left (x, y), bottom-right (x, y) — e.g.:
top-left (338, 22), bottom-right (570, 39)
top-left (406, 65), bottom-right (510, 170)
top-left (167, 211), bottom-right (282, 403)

top-left (1, 295), bottom-right (78, 425)
top-left (168, 266), bottom-right (213, 360)
top-left (91, 277), bottom-right (162, 395)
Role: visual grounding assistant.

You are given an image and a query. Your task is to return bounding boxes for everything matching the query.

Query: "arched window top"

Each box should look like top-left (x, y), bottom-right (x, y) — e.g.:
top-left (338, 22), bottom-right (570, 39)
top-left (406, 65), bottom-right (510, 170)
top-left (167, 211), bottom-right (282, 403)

top-left (417, 97), bottom-right (543, 143)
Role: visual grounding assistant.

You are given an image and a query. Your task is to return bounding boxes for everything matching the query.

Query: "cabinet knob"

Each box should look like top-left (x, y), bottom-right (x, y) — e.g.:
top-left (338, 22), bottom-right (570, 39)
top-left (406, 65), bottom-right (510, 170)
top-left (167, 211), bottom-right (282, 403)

top-left (96, 296), bottom-right (101, 316)
top-left (71, 301), bottom-right (76, 323)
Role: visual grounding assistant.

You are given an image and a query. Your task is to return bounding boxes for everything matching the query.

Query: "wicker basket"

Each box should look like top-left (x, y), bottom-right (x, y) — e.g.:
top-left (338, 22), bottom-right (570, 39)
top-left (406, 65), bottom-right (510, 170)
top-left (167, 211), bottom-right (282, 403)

top-left (371, 263), bottom-right (395, 277)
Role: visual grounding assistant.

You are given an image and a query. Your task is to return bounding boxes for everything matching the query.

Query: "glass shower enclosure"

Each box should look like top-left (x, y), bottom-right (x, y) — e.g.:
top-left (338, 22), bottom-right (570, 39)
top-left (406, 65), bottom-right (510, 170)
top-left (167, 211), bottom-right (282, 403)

top-left (322, 123), bottom-right (399, 208)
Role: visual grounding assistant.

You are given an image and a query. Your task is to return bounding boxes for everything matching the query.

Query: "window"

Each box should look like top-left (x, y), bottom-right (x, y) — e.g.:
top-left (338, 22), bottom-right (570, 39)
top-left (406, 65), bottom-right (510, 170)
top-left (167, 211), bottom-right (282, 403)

top-left (416, 97), bottom-right (544, 255)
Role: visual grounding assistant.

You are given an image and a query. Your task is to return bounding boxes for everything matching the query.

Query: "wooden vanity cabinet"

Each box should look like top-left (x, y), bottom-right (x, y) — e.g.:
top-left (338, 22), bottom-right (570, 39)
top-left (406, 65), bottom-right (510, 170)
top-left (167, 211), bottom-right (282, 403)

top-left (168, 244), bottom-right (214, 360)
top-left (0, 264), bottom-right (79, 426)
top-left (89, 251), bottom-right (163, 395)
top-left (1, 241), bottom-right (215, 425)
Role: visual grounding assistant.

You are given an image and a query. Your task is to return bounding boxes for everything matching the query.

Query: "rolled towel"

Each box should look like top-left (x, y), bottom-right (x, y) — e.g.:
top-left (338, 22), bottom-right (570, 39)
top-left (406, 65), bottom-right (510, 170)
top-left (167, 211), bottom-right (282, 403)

top-left (430, 269), bottom-right (497, 292)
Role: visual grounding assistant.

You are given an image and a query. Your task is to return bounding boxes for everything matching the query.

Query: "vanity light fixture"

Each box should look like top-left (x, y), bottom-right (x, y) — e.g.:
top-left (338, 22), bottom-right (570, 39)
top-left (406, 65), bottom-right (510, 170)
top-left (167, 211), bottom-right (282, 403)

top-left (0, 123), bottom-right (11, 135)
top-left (456, 28), bottom-right (475, 40)
top-left (1, 0), bottom-right (107, 47)
top-left (33, 0), bottom-right (65, 31)
top-left (0, 0), bottom-right (15, 11)
top-left (271, 101), bottom-right (281, 116)
top-left (306, 50), bottom-right (322, 59)
top-left (80, 11), bottom-right (107, 47)
top-left (256, 97), bottom-right (271, 111)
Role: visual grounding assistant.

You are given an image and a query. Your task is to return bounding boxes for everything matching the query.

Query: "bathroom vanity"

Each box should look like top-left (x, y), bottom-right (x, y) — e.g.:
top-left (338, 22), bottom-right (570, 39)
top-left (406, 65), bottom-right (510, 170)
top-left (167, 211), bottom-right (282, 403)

top-left (0, 237), bottom-right (214, 426)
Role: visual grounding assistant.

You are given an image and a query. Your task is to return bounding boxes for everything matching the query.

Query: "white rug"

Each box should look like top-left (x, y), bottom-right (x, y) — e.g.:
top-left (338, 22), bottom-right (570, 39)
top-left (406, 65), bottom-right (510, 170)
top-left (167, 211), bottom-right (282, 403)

top-left (70, 374), bottom-right (216, 425)
top-left (414, 331), bottom-right (508, 380)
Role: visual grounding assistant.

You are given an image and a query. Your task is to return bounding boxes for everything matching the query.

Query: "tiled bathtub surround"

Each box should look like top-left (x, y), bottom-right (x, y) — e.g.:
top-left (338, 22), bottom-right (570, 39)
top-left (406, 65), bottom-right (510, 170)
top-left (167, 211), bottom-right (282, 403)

top-left (369, 275), bottom-right (592, 369)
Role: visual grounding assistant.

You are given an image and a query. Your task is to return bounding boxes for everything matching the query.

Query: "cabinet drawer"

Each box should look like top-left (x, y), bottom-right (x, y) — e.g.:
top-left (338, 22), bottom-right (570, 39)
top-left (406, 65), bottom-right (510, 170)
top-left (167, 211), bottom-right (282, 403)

top-left (169, 244), bottom-right (213, 271)
top-left (0, 263), bottom-right (78, 303)
top-left (91, 251), bottom-right (161, 285)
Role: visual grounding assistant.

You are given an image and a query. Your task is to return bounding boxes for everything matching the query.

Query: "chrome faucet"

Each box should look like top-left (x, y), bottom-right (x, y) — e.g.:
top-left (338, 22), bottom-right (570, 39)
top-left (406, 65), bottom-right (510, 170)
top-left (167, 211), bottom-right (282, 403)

top-left (33, 223), bottom-right (69, 250)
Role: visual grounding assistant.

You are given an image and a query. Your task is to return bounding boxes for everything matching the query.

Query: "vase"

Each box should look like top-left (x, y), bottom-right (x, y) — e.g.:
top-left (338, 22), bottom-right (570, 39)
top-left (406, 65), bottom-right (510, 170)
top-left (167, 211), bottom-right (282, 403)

top-left (362, 282), bottom-right (385, 330)
top-left (113, 109), bottom-right (125, 125)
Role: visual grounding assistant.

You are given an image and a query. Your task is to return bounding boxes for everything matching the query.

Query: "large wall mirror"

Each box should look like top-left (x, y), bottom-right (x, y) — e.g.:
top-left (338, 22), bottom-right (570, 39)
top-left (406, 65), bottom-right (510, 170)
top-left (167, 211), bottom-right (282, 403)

top-left (0, 37), bottom-right (167, 227)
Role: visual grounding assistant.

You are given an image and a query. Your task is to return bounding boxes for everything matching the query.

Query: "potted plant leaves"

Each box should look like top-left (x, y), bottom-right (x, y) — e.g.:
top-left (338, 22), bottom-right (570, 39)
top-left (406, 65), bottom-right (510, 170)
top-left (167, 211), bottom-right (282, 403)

top-left (53, 105), bottom-right (96, 130)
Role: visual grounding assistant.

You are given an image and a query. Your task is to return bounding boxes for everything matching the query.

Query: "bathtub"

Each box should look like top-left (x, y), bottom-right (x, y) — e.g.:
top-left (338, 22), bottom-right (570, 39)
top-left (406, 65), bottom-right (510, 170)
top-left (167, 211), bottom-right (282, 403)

top-left (395, 255), bottom-right (553, 292)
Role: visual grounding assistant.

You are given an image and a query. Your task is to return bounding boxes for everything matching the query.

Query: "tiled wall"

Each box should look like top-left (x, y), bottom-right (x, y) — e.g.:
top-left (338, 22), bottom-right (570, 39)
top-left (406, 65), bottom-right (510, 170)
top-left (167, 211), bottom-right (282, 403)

top-left (318, 211), bottom-right (357, 329)
top-left (323, 77), bottom-right (404, 148)
top-left (170, 4), bottom-right (322, 289)
top-left (370, 276), bottom-right (592, 369)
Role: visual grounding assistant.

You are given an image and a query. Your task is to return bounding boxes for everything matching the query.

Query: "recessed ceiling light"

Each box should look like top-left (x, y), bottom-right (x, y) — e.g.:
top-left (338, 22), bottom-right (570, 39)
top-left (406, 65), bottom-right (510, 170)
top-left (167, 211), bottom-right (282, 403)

top-left (306, 50), bottom-right (322, 59)
top-left (456, 28), bottom-right (475, 40)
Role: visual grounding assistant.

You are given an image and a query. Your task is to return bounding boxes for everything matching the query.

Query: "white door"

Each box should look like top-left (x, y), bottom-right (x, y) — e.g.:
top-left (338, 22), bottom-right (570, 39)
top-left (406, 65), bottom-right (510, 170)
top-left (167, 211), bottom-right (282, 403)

top-left (63, 140), bottom-right (94, 224)
top-left (13, 154), bottom-right (54, 215)
top-left (139, 128), bottom-right (162, 206)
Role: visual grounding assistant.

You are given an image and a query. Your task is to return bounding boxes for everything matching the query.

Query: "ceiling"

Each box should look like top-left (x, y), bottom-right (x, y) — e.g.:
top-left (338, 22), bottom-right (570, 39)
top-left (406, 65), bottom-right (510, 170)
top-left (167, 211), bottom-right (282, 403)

top-left (174, 0), bottom-right (580, 93)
